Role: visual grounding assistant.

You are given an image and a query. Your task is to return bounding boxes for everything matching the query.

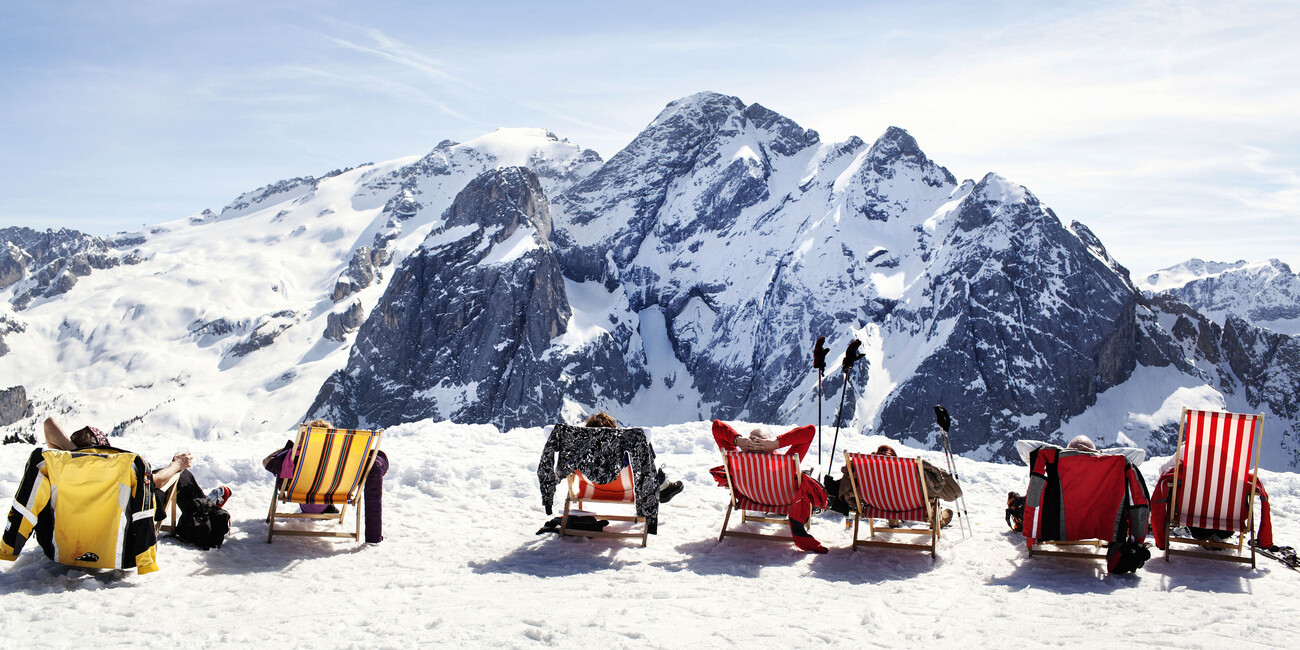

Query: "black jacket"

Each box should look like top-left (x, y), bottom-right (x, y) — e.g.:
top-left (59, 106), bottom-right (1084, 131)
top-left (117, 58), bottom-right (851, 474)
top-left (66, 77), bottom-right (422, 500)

top-left (537, 424), bottom-right (659, 534)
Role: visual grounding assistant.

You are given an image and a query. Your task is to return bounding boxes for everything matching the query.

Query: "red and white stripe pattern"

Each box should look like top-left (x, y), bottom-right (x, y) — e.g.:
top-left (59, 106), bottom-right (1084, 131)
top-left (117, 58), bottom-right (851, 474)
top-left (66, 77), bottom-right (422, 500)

top-left (847, 453), bottom-right (929, 522)
top-left (572, 467), bottom-right (635, 502)
top-left (724, 451), bottom-right (800, 508)
top-left (1176, 409), bottom-right (1260, 531)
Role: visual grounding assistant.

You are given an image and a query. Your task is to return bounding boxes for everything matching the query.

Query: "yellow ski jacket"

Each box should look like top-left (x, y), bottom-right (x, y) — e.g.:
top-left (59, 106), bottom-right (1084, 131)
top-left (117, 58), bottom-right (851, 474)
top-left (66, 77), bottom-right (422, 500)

top-left (2, 447), bottom-right (159, 574)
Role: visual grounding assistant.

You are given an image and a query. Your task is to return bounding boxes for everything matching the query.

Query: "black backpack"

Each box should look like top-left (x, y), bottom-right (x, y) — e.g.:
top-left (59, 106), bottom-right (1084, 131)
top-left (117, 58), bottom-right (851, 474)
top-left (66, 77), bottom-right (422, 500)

top-left (170, 473), bottom-right (231, 550)
top-left (1006, 491), bottom-right (1026, 532)
top-left (175, 499), bottom-right (230, 550)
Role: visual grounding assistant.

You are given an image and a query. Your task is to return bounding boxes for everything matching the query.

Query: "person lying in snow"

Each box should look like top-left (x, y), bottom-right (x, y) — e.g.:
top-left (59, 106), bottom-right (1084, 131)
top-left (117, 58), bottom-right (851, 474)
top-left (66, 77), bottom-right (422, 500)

top-left (43, 417), bottom-right (231, 516)
top-left (262, 418), bottom-right (389, 545)
top-left (836, 444), bottom-right (960, 529)
top-left (709, 420), bottom-right (829, 554)
top-left (583, 412), bottom-right (683, 503)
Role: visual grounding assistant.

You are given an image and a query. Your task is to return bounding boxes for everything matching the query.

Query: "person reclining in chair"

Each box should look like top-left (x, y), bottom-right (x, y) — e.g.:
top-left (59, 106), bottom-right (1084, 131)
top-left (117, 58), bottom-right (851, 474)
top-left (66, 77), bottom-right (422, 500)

top-left (583, 412), bottom-right (683, 503)
top-left (262, 418), bottom-right (389, 545)
top-left (710, 420), bottom-right (829, 554)
top-left (837, 444), bottom-right (960, 529)
top-left (43, 417), bottom-right (231, 521)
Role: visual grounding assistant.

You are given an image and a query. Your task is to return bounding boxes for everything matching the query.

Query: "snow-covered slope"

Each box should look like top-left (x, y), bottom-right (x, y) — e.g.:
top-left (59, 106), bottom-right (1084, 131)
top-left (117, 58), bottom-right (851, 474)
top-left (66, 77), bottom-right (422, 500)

top-left (3, 419), bottom-right (1299, 646)
top-left (0, 128), bottom-right (601, 438)
top-left (1141, 258), bottom-right (1300, 335)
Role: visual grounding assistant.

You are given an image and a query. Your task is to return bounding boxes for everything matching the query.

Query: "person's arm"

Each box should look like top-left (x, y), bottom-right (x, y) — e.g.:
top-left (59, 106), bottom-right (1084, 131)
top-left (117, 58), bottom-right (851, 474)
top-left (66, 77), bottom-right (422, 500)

top-left (772, 425), bottom-right (815, 459)
top-left (151, 452), bottom-right (192, 486)
top-left (43, 418), bottom-right (75, 450)
top-left (712, 420), bottom-right (742, 451)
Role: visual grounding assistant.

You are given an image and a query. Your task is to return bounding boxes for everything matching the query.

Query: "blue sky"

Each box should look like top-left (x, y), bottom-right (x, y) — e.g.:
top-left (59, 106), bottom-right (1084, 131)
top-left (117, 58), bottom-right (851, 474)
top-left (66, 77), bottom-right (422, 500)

top-left (1, 0), bottom-right (1297, 274)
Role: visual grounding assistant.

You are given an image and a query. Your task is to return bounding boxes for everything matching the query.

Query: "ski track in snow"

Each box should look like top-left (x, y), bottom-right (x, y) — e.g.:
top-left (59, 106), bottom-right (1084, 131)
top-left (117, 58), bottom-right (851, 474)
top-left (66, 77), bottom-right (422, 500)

top-left (3, 420), bottom-right (1299, 647)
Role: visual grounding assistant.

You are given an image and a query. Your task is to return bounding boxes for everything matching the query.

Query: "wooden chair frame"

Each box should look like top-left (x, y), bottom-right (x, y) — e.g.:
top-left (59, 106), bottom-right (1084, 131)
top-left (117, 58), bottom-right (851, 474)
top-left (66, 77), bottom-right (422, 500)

top-left (844, 452), bottom-right (939, 558)
top-left (267, 424), bottom-right (384, 543)
top-left (1163, 408), bottom-right (1264, 567)
top-left (717, 450), bottom-right (802, 544)
top-left (154, 472), bottom-right (180, 535)
top-left (1028, 539), bottom-right (1107, 561)
top-left (559, 469), bottom-right (649, 547)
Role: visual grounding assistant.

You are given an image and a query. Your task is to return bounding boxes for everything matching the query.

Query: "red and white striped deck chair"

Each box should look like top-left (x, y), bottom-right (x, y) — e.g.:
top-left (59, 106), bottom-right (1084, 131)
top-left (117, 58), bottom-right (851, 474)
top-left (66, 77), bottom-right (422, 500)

top-left (717, 450), bottom-right (802, 543)
top-left (561, 466), bottom-right (648, 546)
top-left (844, 452), bottom-right (939, 557)
top-left (1165, 408), bottom-right (1265, 566)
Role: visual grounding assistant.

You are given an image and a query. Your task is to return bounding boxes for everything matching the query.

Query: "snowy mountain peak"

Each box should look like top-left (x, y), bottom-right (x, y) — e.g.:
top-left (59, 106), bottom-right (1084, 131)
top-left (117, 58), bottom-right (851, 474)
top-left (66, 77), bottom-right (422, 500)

top-left (1141, 257), bottom-right (1300, 335)
top-left (440, 166), bottom-right (553, 243)
top-left (651, 91), bottom-right (747, 128)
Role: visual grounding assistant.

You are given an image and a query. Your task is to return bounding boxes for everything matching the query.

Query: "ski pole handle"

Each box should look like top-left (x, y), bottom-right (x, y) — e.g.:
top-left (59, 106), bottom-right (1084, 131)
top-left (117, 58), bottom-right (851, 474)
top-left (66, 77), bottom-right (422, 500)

top-left (813, 335), bottom-right (828, 371)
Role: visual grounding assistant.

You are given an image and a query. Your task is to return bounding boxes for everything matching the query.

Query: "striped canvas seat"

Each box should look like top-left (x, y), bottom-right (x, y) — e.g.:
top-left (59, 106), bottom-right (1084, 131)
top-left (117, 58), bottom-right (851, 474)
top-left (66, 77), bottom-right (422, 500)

top-left (844, 452), bottom-right (939, 557)
top-left (725, 451), bottom-right (801, 509)
top-left (571, 467), bottom-right (635, 502)
top-left (716, 450), bottom-right (802, 543)
top-left (1165, 408), bottom-right (1264, 566)
top-left (268, 424), bottom-right (384, 543)
top-left (848, 453), bottom-right (930, 522)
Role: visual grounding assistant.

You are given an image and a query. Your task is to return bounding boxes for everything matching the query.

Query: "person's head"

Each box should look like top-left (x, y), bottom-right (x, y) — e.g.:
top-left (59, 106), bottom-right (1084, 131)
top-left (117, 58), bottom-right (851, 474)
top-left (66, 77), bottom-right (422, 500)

top-left (748, 428), bottom-right (770, 441)
top-left (1066, 435), bottom-right (1096, 452)
top-left (306, 419), bottom-right (333, 429)
top-left (71, 426), bottom-right (109, 448)
top-left (874, 444), bottom-right (897, 457)
top-left (584, 412), bottom-right (617, 428)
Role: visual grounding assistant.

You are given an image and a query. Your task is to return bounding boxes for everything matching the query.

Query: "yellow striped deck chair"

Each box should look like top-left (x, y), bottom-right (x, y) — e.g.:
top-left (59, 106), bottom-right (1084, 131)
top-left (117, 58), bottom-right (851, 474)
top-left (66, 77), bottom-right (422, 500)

top-left (267, 423), bottom-right (384, 543)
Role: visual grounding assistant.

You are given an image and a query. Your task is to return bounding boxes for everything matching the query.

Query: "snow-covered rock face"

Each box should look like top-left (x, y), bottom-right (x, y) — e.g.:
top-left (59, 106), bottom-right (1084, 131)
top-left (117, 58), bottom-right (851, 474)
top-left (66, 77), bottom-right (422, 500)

top-left (1140, 258), bottom-right (1300, 335)
top-left (0, 227), bottom-right (139, 310)
top-left (307, 167), bottom-right (646, 429)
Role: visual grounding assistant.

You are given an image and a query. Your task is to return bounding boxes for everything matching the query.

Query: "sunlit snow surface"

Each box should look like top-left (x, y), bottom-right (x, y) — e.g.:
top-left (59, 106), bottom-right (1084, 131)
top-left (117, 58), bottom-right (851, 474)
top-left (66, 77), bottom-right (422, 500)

top-left (3, 419), bottom-right (1298, 646)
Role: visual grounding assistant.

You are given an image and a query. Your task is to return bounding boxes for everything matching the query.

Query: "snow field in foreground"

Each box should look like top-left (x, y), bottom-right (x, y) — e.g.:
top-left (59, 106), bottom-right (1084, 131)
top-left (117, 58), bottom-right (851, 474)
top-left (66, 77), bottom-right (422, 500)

top-left (2, 419), bottom-right (1299, 648)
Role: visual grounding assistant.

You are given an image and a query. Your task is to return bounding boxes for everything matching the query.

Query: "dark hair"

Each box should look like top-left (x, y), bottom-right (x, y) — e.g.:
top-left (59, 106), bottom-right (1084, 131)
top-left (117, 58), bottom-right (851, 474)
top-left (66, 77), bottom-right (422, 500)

top-left (874, 444), bottom-right (897, 457)
top-left (583, 412), bottom-right (618, 428)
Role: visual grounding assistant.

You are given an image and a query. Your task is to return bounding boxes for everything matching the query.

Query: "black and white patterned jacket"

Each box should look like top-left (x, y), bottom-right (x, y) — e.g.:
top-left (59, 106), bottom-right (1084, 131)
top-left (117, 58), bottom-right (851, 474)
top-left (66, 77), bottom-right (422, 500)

top-left (537, 424), bottom-right (659, 534)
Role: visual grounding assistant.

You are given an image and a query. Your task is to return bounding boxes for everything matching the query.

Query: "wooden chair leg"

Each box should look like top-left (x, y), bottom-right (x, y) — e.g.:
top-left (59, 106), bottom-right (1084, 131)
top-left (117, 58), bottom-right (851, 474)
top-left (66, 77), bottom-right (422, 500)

top-left (851, 513), bottom-right (860, 551)
top-left (930, 509), bottom-right (938, 558)
top-left (267, 489), bottom-right (280, 543)
top-left (719, 503), bottom-right (734, 542)
top-left (354, 495), bottom-right (364, 542)
top-left (560, 497), bottom-right (573, 538)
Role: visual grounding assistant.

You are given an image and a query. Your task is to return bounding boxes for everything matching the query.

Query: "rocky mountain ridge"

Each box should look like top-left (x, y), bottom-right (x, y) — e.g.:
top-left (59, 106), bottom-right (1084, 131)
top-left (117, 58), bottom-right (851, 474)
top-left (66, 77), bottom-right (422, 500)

top-left (2, 93), bottom-right (1296, 470)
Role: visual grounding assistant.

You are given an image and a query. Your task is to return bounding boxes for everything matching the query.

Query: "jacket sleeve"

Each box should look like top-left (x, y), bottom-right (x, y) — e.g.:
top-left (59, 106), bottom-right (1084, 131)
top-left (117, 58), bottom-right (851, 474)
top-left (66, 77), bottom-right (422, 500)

top-left (1150, 471), bottom-right (1173, 549)
top-left (624, 428), bottom-right (659, 535)
top-left (1, 448), bottom-right (51, 561)
top-left (712, 420), bottom-right (740, 450)
top-left (125, 455), bottom-right (159, 574)
top-left (1250, 474), bottom-right (1272, 548)
top-left (1022, 447), bottom-right (1054, 548)
top-left (1124, 464), bottom-right (1151, 545)
top-left (921, 460), bottom-right (963, 501)
top-left (537, 425), bottom-right (563, 515)
top-left (775, 425), bottom-right (814, 460)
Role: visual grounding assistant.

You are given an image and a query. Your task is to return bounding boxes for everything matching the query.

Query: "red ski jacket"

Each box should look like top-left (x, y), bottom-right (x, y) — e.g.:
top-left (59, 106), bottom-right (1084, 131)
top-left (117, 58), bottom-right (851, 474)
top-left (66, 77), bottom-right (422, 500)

top-left (1023, 447), bottom-right (1149, 549)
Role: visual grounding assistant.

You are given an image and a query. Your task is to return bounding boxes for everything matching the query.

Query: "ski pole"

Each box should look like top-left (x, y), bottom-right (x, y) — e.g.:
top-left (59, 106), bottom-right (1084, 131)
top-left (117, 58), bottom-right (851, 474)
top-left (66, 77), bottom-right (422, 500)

top-left (826, 340), bottom-right (865, 474)
top-left (933, 405), bottom-right (973, 540)
top-left (813, 335), bottom-right (828, 467)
